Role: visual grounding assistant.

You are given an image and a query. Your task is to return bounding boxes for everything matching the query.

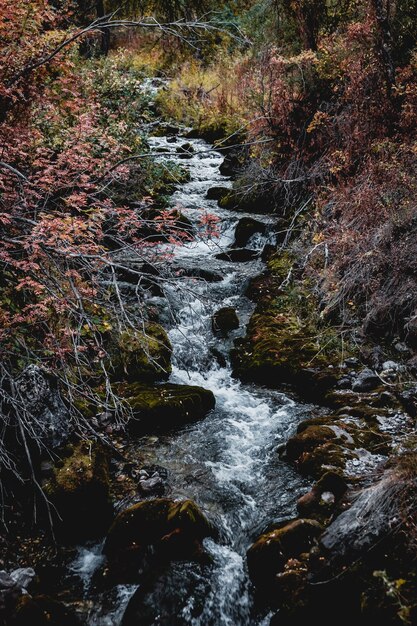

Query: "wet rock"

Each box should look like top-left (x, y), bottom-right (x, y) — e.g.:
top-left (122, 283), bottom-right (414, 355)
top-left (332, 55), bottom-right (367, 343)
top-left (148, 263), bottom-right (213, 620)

top-left (133, 465), bottom-right (168, 496)
top-left (286, 414), bottom-right (390, 479)
top-left (176, 142), bottom-right (194, 158)
top-left (399, 386), bottom-right (417, 416)
top-left (205, 186), bottom-right (229, 201)
top-left (219, 149), bottom-right (245, 177)
top-left (104, 498), bottom-right (215, 582)
top-left (117, 382), bottom-right (215, 434)
top-left (261, 244), bottom-right (276, 262)
top-left (297, 471), bottom-right (348, 519)
top-left (110, 323), bottom-right (172, 383)
top-left (43, 440), bottom-right (112, 542)
top-left (247, 519), bottom-right (323, 589)
top-left (175, 267), bottom-right (223, 283)
top-left (212, 307), bottom-right (239, 335)
top-left (215, 248), bottom-right (260, 263)
top-left (286, 425), bottom-right (339, 461)
top-left (121, 561), bottom-right (211, 626)
top-left (351, 368), bottom-right (380, 392)
top-left (233, 217), bottom-right (266, 248)
top-left (319, 462), bottom-right (415, 567)
top-left (14, 365), bottom-right (70, 448)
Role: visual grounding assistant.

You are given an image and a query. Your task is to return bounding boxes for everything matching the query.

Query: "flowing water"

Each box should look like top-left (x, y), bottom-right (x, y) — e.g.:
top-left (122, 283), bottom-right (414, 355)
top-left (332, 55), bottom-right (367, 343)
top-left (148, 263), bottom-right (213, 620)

top-left (72, 130), bottom-right (312, 625)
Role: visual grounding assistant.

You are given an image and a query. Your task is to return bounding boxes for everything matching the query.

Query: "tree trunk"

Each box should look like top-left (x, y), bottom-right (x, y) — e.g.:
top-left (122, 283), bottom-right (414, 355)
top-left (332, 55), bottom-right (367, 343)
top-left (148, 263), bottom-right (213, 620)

top-left (370, 0), bottom-right (395, 95)
top-left (96, 0), bottom-right (110, 56)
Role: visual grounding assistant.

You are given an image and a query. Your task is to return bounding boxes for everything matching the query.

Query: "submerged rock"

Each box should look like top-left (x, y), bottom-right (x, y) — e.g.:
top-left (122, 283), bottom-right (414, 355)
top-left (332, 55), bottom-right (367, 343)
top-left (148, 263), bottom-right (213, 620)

top-left (212, 307), bottom-right (239, 335)
top-left (104, 498), bottom-right (215, 582)
top-left (118, 382), bottom-right (215, 434)
top-left (43, 440), bottom-right (112, 541)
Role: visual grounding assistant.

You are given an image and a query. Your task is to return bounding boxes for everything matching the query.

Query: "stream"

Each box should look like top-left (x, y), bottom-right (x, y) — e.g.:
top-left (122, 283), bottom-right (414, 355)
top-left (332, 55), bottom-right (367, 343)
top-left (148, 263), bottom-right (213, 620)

top-left (71, 126), bottom-right (312, 625)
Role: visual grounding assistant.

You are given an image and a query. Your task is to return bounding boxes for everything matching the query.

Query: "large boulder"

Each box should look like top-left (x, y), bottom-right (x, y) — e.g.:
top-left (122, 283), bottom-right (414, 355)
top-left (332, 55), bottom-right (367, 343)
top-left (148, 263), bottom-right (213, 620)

top-left (118, 382), bottom-right (215, 434)
top-left (43, 440), bottom-right (111, 541)
top-left (110, 323), bottom-right (172, 383)
top-left (103, 498), bottom-right (215, 582)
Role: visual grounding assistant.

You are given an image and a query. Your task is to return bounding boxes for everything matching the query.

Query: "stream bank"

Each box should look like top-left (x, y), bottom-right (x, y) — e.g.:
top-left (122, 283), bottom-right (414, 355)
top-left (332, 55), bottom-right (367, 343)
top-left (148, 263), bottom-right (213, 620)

top-left (2, 86), bottom-right (417, 626)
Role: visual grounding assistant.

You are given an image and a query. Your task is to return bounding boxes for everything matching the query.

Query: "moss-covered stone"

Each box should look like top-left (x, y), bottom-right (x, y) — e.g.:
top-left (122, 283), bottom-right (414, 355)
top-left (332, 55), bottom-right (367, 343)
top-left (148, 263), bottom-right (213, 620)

top-left (43, 440), bottom-right (111, 541)
top-left (247, 519), bottom-right (323, 589)
top-left (231, 253), bottom-right (354, 398)
top-left (110, 323), bottom-right (172, 383)
top-left (117, 382), bottom-right (215, 434)
top-left (103, 498), bottom-right (215, 582)
top-left (286, 413), bottom-right (390, 479)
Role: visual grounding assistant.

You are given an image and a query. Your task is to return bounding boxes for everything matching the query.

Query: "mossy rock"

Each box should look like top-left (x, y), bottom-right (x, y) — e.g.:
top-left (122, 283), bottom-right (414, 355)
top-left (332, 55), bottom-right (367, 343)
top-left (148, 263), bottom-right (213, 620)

top-left (118, 382), bottom-right (215, 434)
top-left (43, 440), bottom-right (111, 541)
top-left (103, 498), bottom-right (215, 582)
top-left (212, 307), bottom-right (239, 335)
top-left (286, 425), bottom-right (340, 461)
top-left (247, 519), bottom-right (323, 588)
top-left (297, 442), bottom-right (357, 479)
top-left (110, 323), bottom-right (172, 383)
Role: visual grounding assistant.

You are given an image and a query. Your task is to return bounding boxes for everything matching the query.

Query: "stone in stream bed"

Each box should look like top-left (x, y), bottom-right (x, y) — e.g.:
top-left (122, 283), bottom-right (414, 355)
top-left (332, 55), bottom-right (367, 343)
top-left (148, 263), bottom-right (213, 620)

top-left (116, 382), bottom-right (215, 434)
top-left (176, 142), bottom-right (195, 158)
top-left (247, 518), bottom-right (323, 600)
top-left (212, 307), bottom-right (239, 335)
top-left (205, 186), bottom-right (229, 201)
top-left (233, 217), bottom-right (266, 248)
top-left (174, 266), bottom-right (223, 283)
top-left (103, 498), bottom-right (215, 583)
top-left (121, 561), bottom-right (211, 626)
top-left (297, 471), bottom-right (348, 520)
top-left (215, 248), bottom-right (260, 263)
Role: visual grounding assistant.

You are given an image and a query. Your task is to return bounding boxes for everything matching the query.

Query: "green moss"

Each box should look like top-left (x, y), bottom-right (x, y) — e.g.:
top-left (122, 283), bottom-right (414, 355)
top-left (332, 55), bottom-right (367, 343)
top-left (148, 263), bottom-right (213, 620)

top-left (43, 440), bottom-right (111, 541)
top-left (110, 323), bottom-right (172, 383)
top-left (231, 251), bottom-right (355, 396)
top-left (117, 382), bottom-right (215, 434)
